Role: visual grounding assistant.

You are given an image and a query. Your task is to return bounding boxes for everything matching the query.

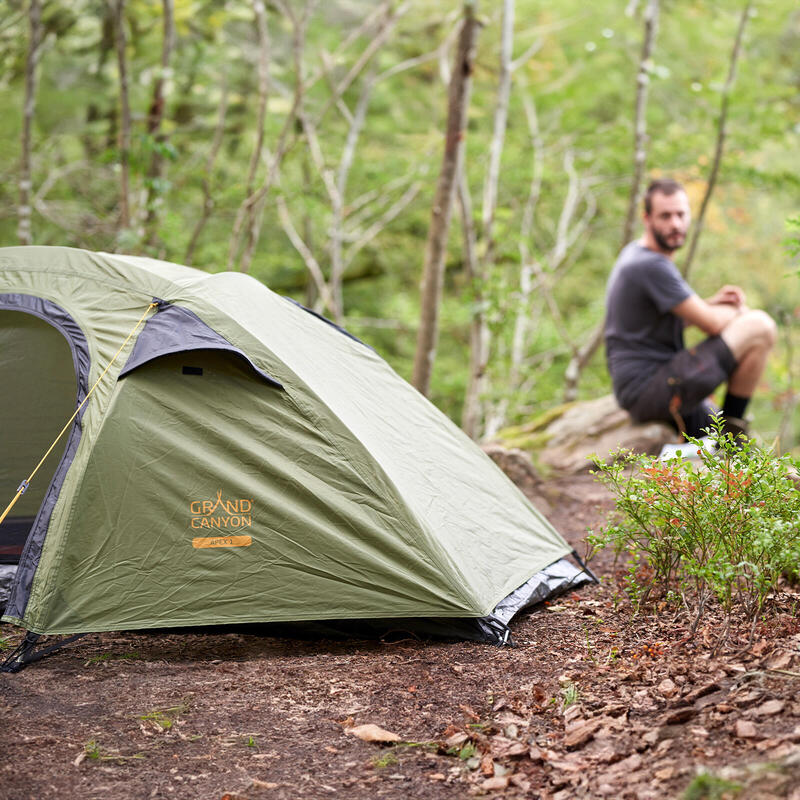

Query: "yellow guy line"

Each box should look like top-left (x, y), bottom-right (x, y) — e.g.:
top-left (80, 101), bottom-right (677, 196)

top-left (0, 301), bottom-right (159, 528)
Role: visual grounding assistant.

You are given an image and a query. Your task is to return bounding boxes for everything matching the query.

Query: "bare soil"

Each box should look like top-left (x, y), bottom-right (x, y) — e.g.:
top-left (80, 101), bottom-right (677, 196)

top-left (2, 474), bottom-right (800, 800)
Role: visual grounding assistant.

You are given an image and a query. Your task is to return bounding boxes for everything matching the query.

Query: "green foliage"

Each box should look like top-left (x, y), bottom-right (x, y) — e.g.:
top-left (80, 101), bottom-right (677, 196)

top-left (589, 417), bottom-right (800, 633)
top-left (372, 750), bottom-right (399, 769)
top-left (560, 682), bottom-right (580, 709)
top-left (138, 701), bottom-right (190, 731)
top-left (683, 772), bottom-right (742, 800)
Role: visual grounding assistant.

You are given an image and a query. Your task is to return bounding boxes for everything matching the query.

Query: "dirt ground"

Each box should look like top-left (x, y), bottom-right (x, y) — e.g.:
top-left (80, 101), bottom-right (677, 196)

top-left (2, 473), bottom-right (800, 800)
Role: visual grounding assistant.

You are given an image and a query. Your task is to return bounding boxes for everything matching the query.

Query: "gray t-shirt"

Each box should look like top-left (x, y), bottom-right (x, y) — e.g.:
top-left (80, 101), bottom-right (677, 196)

top-left (604, 242), bottom-right (693, 409)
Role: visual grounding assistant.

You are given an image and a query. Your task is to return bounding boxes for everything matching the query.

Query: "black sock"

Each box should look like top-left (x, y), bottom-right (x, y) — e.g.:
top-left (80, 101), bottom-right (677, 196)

top-left (722, 392), bottom-right (749, 420)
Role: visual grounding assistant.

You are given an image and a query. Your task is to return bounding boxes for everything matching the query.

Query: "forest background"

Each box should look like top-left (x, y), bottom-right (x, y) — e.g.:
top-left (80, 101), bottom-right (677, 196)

top-left (3, 0), bottom-right (799, 453)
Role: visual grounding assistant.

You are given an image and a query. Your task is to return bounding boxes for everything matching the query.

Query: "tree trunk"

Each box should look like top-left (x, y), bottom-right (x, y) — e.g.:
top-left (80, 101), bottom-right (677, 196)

top-left (682, 1), bottom-right (751, 280)
top-left (462, 0), bottom-right (514, 439)
top-left (620, 0), bottom-right (659, 248)
top-left (143, 0), bottom-right (176, 244)
top-left (113, 0), bottom-right (131, 233)
top-left (412, 2), bottom-right (480, 397)
top-left (457, 165), bottom-right (483, 437)
top-left (18, 0), bottom-right (43, 246)
top-left (562, 0), bottom-right (660, 402)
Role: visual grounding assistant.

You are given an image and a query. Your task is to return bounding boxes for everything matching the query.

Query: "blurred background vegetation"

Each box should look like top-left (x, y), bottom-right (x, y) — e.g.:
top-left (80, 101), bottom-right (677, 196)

top-left (2, 0), bottom-right (799, 451)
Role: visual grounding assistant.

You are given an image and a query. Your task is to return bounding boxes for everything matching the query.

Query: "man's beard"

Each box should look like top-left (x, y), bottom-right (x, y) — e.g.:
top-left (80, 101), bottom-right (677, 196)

top-left (652, 227), bottom-right (685, 254)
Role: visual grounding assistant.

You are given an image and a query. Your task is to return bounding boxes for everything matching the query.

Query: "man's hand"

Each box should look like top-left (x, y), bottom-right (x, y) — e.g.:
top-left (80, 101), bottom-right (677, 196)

top-left (673, 293), bottom-right (744, 335)
top-left (707, 284), bottom-right (746, 308)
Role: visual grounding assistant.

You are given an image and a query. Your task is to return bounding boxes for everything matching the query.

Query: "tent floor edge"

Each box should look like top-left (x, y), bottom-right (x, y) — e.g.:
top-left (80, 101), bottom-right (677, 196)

top-left (489, 555), bottom-right (595, 632)
top-left (0, 631), bottom-right (87, 673)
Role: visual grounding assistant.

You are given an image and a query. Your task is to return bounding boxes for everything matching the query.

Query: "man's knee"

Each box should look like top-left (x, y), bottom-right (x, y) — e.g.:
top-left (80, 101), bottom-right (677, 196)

top-left (722, 309), bottom-right (777, 357)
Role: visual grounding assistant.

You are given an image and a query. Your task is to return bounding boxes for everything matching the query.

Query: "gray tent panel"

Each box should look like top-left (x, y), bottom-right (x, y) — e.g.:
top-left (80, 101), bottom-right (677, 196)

top-left (119, 303), bottom-right (282, 388)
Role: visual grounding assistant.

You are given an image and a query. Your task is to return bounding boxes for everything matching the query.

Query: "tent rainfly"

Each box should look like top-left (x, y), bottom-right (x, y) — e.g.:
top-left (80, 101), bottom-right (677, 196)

top-left (0, 246), bottom-right (590, 670)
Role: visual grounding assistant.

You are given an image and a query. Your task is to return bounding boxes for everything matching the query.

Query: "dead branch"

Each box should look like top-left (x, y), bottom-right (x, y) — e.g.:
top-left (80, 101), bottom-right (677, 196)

top-left (276, 194), bottom-right (336, 312)
top-left (343, 181), bottom-right (422, 269)
top-left (232, 1), bottom-right (313, 273)
top-left (184, 80), bottom-right (229, 264)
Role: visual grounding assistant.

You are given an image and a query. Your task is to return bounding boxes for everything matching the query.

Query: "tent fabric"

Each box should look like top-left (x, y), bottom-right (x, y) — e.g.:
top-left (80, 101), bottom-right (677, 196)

top-left (119, 302), bottom-right (282, 387)
top-left (0, 246), bottom-right (579, 642)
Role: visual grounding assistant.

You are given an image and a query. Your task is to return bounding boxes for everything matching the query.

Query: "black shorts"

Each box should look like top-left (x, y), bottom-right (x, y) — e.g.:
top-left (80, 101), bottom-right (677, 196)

top-left (626, 336), bottom-right (737, 438)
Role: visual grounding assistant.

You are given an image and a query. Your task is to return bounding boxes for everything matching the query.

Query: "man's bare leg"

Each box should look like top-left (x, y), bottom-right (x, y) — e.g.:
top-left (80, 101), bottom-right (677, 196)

top-left (718, 309), bottom-right (777, 432)
top-left (720, 309), bottom-right (777, 395)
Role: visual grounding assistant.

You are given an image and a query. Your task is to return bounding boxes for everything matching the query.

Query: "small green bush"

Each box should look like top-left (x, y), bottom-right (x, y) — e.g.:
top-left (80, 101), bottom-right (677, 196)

top-left (589, 417), bottom-right (800, 637)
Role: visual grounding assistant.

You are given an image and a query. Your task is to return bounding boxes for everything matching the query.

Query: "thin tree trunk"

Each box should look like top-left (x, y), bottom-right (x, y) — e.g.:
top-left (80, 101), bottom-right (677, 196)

top-left (228, 0), bottom-right (272, 271)
top-left (457, 165), bottom-right (483, 436)
top-left (412, 2), bottom-right (480, 397)
top-left (143, 0), bottom-right (175, 243)
top-left (18, 0), bottom-right (43, 246)
top-left (112, 0), bottom-right (131, 232)
top-left (184, 80), bottom-right (229, 264)
top-left (462, 0), bottom-right (513, 439)
top-left (682, 1), bottom-right (751, 280)
top-left (621, 0), bottom-right (659, 247)
top-left (562, 0), bottom-right (660, 402)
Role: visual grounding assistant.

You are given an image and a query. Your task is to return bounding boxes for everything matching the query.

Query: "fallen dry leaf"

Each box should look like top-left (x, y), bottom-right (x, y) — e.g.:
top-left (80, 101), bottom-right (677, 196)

top-left (346, 724), bottom-right (401, 743)
top-left (752, 699), bottom-right (785, 717)
top-left (459, 704), bottom-right (480, 722)
top-left (654, 765), bottom-right (675, 780)
top-left (480, 753), bottom-right (495, 776)
top-left (657, 678), bottom-right (678, 698)
top-left (662, 706), bottom-right (695, 725)
top-left (444, 732), bottom-right (469, 749)
top-left (564, 717), bottom-right (604, 750)
top-left (735, 720), bottom-right (757, 739)
top-left (482, 775), bottom-right (510, 790)
top-left (489, 736), bottom-right (528, 758)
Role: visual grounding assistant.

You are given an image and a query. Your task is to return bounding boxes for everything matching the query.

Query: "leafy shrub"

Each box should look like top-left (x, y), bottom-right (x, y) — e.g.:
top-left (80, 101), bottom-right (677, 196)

top-left (589, 417), bottom-right (800, 638)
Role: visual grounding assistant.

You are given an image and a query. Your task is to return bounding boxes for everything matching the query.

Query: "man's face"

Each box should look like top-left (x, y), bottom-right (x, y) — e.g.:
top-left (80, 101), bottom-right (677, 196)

top-left (644, 190), bottom-right (690, 254)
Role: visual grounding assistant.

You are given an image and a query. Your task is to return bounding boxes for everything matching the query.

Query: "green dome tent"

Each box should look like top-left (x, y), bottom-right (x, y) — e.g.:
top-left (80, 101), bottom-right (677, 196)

top-left (0, 246), bottom-right (588, 668)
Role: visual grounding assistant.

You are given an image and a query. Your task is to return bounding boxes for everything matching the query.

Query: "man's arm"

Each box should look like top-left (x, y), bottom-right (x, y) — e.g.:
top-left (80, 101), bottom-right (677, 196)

top-left (673, 293), bottom-right (744, 336)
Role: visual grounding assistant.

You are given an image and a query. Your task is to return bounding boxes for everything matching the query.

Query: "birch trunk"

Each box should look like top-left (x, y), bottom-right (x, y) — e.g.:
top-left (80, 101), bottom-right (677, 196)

top-left (462, 0), bottom-right (513, 438)
top-left (18, 0), bottom-right (42, 246)
top-left (412, 2), bottom-right (479, 397)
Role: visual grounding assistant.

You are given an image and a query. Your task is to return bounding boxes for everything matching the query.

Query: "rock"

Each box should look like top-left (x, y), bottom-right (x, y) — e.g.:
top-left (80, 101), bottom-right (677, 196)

top-left (493, 395), bottom-right (678, 476)
top-left (482, 444), bottom-right (551, 512)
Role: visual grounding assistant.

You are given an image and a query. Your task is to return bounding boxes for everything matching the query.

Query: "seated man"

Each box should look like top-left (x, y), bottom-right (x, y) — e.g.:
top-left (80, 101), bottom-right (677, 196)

top-left (605, 178), bottom-right (776, 439)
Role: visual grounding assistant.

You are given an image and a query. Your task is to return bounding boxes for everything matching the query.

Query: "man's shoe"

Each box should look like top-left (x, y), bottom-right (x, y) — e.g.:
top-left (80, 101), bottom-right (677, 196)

top-left (721, 415), bottom-right (749, 439)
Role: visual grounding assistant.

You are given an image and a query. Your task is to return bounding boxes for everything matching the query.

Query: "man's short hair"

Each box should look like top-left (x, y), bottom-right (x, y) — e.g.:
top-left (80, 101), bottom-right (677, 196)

top-left (644, 178), bottom-right (685, 214)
